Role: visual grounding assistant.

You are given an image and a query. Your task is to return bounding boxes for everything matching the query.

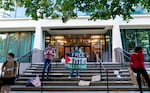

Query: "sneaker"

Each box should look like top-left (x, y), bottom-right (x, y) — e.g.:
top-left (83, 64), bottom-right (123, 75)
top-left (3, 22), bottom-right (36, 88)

top-left (68, 76), bottom-right (71, 79)
top-left (77, 76), bottom-right (80, 79)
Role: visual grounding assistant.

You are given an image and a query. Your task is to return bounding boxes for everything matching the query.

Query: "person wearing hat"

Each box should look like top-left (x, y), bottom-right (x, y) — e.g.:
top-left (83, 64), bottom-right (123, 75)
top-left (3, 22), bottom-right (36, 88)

top-left (43, 44), bottom-right (56, 79)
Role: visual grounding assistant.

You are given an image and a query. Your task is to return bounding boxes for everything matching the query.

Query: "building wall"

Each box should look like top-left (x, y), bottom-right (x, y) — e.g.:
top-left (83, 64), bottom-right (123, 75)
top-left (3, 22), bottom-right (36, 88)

top-left (0, 15), bottom-right (150, 64)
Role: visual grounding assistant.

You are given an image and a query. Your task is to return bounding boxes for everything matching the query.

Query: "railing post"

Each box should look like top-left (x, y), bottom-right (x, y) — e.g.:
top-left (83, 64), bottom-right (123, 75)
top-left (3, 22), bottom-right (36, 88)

top-left (41, 70), bottom-right (44, 93)
top-left (99, 62), bottom-right (102, 75)
top-left (106, 69), bottom-right (109, 93)
top-left (17, 62), bottom-right (20, 78)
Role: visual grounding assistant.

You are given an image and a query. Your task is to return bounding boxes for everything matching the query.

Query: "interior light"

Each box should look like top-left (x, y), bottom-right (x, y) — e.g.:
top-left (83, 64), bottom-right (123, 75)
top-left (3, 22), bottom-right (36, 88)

top-left (54, 36), bottom-right (64, 39)
top-left (46, 37), bottom-right (50, 39)
top-left (106, 36), bottom-right (109, 38)
top-left (90, 39), bottom-right (99, 43)
top-left (46, 40), bottom-right (49, 43)
top-left (91, 35), bottom-right (101, 39)
top-left (57, 40), bottom-right (66, 43)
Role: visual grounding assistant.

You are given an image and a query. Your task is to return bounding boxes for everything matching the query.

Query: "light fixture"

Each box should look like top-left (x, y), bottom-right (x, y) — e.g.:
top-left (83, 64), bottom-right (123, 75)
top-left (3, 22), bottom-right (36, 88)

top-left (106, 39), bottom-right (109, 42)
top-left (90, 39), bottom-right (99, 43)
top-left (46, 37), bottom-right (50, 39)
top-left (57, 40), bottom-right (66, 43)
top-left (106, 36), bottom-right (109, 38)
top-left (54, 36), bottom-right (64, 39)
top-left (91, 35), bottom-right (101, 39)
top-left (46, 40), bottom-right (49, 43)
top-left (101, 40), bottom-right (104, 43)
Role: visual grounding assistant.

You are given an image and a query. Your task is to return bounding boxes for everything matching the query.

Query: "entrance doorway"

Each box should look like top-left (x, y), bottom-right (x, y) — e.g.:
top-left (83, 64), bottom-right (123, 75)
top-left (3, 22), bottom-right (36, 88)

top-left (44, 31), bottom-right (112, 62)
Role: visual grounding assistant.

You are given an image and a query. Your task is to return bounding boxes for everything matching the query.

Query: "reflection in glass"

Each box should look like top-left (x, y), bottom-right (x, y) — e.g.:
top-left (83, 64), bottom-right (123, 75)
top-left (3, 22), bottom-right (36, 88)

top-left (121, 29), bottom-right (150, 61)
top-left (0, 32), bottom-right (34, 62)
top-left (0, 33), bottom-right (8, 62)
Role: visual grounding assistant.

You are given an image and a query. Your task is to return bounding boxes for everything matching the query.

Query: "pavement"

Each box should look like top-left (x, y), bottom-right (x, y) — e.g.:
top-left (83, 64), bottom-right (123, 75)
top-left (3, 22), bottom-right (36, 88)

top-left (10, 91), bottom-right (150, 93)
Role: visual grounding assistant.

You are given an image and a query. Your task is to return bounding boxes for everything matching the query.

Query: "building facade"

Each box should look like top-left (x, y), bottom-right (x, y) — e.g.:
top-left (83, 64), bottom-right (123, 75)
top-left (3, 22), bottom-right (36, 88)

top-left (0, 15), bottom-right (150, 64)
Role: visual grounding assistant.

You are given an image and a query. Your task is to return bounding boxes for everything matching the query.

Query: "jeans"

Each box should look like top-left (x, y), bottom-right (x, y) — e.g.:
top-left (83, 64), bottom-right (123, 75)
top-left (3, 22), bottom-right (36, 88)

top-left (43, 59), bottom-right (52, 78)
top-left (132, 68), bottom-right (150, 92)
top-left (69, 70), bottom-right (80, 77)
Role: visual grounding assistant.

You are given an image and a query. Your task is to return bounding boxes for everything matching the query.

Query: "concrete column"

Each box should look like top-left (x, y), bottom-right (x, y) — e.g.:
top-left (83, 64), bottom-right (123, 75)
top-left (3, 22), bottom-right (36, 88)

top-left (32, 23), bottom-right (44, 64)
top-left (112, 22), bottom-right (123, 62)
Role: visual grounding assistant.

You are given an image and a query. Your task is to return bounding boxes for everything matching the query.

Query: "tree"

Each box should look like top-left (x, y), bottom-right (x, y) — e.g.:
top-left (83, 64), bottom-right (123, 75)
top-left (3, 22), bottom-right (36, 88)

top-left (0, 0), bottom-right (150, 22)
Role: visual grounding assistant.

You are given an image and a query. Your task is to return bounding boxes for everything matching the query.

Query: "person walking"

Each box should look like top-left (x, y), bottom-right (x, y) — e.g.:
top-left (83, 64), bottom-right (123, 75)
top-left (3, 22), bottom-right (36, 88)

top-left (130, 47), bottom-right (150, 93)
top-left (43, 44), bottom-right (56, 79)
top-left (68, 46), bottom-right (80, 79)
top-left (1, 53), bottom-right (17, 93)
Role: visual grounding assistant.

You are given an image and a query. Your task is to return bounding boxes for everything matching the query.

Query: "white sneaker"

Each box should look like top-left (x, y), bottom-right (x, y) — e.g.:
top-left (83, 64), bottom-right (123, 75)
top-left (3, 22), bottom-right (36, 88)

top-left (68, 76), bottom-right (71, 79)
top-left (77, 76), bottom-right (80, 79)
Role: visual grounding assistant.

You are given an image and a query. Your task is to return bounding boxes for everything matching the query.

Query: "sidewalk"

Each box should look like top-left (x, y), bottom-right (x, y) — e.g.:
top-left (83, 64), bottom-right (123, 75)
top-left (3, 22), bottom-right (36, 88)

top-left (10, 91), bottom-right (150, 93)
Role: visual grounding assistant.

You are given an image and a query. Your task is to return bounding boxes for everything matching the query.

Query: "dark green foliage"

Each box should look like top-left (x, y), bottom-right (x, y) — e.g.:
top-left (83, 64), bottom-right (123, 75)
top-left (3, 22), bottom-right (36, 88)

top-left (0, 0), bottom-right (149, 22)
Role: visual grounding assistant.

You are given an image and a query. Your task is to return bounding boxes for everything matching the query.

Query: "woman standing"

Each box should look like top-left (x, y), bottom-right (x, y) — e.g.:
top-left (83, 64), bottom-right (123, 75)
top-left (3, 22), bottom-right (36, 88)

top-left (1, 53), bottom-right (17, 93)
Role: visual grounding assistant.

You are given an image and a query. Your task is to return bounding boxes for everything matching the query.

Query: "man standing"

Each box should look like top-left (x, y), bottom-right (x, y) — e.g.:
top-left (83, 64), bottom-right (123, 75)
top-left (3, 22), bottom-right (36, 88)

top-left (68, 46), bottom-right (80, 79)
top-left (43, 44), bottom-right (56, 79)
top-left (130, 47), bottom-right (150, 93)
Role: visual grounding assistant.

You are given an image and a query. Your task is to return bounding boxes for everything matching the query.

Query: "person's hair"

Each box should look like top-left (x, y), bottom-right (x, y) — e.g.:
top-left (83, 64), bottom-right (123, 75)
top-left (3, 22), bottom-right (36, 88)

top-left (134, 47), bottom-right (142, 52)
top-left (8, 53), bottom-right (15, 58)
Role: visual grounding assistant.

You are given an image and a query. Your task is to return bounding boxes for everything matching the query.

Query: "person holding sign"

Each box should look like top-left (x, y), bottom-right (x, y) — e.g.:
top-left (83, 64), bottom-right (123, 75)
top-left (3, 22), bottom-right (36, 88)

top-left (68, 46), bottom-right (80, 79)
top-left (130, 47), bottom-right (150, 92)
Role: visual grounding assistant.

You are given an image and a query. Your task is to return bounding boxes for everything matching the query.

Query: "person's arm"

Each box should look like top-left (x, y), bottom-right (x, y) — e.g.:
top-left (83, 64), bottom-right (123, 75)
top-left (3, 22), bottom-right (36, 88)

top-left (1, 62), bottom-right (6, 72)
top-left (44, 48), bottom-right (48, 55)
top-left (50, 49), bottom-right (56, 56)
top-left (14, 62), bottom-right (18, 77)
top-left (130, 54), bottom-right (134, 70)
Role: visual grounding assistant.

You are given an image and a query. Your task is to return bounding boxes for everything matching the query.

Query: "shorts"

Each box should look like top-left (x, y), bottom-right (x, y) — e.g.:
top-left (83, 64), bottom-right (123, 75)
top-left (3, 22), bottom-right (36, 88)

top-left (1, 77), bottom-right (16, 86)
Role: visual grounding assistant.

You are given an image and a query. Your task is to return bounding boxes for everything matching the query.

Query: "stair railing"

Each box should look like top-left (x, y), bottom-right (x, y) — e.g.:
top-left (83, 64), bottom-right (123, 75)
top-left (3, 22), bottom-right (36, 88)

top-left (94, 51), bottom-right (109, 93)
top-left (99, 61), bottom-right (109, 93)
top-left (16, 49), bottom-right (34, 77)
top-left (114, 48), bottom-right (131, 67)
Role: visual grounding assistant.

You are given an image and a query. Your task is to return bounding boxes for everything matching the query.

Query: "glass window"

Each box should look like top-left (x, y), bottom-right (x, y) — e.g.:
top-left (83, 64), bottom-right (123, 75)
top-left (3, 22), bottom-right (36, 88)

top-left (0, 33), bottom-right (9, 62)
top-left (8, 32), bottom-right (20, 59)
top-left (0, 32), bottom-right (35, 62)
top-left (121, 29), bottom-right (150, 61)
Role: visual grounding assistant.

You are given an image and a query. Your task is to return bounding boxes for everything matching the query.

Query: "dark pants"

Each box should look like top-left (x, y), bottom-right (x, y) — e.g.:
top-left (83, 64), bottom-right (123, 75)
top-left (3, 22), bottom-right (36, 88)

top-left (43, 59), bottom-right (52, 78)
top-left (132, 68), bottom-right (150, 92)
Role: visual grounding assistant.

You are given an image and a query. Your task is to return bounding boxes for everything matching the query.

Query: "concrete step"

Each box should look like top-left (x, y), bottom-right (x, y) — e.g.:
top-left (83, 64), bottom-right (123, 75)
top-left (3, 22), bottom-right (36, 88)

top-left (21, 72), bottom-right (130, 77)
top-left (27, 67), bottom-right (127, 71)
top-left (12, 62), bottom-right (146, 91)
top-left (11, 85), bottom-right (150, 91)
top-left (15, 81), bottom-right (133, 86)
top-left (17, 76), bottom-right (131, 81)
top-left (31, 65), bottom-right (124, 68)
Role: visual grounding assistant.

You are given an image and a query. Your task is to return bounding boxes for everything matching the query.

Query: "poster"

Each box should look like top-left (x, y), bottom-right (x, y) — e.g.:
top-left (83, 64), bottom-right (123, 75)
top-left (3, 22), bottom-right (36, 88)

top-left (65, 52), bottom-right (87, 70)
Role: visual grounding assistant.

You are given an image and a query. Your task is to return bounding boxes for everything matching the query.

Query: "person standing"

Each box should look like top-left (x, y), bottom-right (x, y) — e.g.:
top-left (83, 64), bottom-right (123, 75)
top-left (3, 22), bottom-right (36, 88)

top-left (130, 47), bottom-right (150, 92)
top-left (68, 46), bottom-right (80, 79)
top-left (43, 44), bottom-right (56, 79)
top-left (1, 53), bottom-right (17, 93)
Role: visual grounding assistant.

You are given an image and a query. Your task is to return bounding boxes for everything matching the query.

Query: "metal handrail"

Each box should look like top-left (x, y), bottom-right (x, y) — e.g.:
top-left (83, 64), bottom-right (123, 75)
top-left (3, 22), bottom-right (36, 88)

top-left (94, 52), bottom-right (109, 93)
top-left (120, 50), bottom-right (130, 61)
top-left (99, 61), bottom-right (109, 93)
top-left (16, 49), bottom-right (34, 77)
top-left (114, 48), bottom-right (131, 67)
